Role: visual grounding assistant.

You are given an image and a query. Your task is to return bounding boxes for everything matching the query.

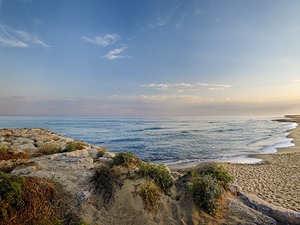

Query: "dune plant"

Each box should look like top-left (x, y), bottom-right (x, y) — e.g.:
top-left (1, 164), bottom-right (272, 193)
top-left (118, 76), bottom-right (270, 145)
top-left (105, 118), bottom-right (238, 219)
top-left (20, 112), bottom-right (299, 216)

top-left (190, 175), bottom-right (223, 216)
top-left (138, 160), bottom-right (173, 194)
top-left (138, 179), bottom-right (160, 213)
top-left (197, 164), bottom-right (234, 190)
top-left (189, 164), bottom-right (234, 216)
top-left (113, 151), bottom-right (139, 167)
top-left (89, 165), bottom-right (123, 204)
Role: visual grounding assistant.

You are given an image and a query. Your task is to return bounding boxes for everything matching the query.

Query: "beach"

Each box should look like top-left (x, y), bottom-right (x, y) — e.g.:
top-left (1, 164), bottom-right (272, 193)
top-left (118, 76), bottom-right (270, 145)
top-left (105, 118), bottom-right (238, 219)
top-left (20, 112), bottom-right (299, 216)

top-left (220, 115), bottom-right (300, 212)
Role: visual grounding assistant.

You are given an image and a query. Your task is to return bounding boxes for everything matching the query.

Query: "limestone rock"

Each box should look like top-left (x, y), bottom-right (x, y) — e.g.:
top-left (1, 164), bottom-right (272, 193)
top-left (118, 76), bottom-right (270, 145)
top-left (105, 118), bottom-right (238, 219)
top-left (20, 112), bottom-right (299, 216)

top-left (98, 157), bottom-right (113, 164)
top-left (103, 152), bottom-right (116, 158)
top-left (87, 149), bottom-right (102, 159)
top-left (32, 149), bottom-right (94, 170)
top-left (77, 191), bottom-right (91, 204)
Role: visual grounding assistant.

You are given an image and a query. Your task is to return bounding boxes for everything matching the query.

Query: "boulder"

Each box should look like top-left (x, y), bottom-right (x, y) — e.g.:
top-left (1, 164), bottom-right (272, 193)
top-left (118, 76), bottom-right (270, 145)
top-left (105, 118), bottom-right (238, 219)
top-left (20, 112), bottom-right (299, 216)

top-left (103, 152), bottom-right (116, 158)
top-left (77, 191), bottom-right (91, 204)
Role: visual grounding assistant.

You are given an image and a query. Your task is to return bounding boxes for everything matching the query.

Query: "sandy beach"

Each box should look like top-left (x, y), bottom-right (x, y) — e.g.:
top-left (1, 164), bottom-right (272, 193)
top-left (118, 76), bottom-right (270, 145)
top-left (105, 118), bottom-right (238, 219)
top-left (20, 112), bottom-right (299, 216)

top-left (220, 115), bottom-right (300, 212)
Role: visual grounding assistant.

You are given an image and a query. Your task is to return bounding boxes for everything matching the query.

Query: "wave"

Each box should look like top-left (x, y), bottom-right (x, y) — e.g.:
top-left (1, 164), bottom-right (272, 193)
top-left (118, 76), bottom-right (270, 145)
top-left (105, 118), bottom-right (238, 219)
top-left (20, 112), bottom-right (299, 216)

top-left (110, 138), bottom-right (144, 143)
top-left (213, 128), bottom-right (242, 133)
top-left (133, 127), bottom-right (167, 132)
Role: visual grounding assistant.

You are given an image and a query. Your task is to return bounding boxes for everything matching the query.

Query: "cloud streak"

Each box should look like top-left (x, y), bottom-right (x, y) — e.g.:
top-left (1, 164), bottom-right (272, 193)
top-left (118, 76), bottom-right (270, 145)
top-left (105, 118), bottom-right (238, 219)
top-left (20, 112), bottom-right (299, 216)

top-left (103, 46), bottom-right (129, 60)
top-left (82, 34), bottom-right (120, 46)
top-left (142, 82), bottom-right (232, 93)
top-left (1, 95), bottom-right (299, 117)
top-left (0, 24), bottom-right (49, 48)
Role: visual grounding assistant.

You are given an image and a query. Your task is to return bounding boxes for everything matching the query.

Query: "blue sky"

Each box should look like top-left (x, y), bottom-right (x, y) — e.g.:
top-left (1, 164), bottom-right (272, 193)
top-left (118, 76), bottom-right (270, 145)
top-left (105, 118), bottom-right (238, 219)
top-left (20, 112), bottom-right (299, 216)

top-left (0, 0), bottom-right (300, 116)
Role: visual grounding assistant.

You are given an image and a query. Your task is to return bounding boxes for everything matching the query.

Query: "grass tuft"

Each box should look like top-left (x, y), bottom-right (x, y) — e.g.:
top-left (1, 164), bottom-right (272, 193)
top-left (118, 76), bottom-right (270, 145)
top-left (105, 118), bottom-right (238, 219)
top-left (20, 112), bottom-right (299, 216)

top-left (89, 165), bottom-right (123, 205)
top-left (138, 179), bottom-right (160, 213)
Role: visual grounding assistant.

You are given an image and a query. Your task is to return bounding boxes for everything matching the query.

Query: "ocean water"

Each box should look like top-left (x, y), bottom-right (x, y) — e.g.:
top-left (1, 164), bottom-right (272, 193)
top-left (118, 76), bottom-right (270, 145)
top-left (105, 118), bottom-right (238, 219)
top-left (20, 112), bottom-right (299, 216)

top-left (0, 116), bottom-right (296, 166)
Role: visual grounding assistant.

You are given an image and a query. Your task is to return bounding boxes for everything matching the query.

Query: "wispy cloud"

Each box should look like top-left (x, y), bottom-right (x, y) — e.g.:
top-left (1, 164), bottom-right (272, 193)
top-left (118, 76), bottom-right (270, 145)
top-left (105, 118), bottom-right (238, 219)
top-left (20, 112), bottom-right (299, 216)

top-left (142, 82), bottom-right (232, 93)
top-left (103, 46), bottom-right (129, 60)
top-left (147, 3), bottom-right (182, 29)
top-left (0, 24), bottom-right (49, 48)
top-left (82, 34), bottom-right (120, 46)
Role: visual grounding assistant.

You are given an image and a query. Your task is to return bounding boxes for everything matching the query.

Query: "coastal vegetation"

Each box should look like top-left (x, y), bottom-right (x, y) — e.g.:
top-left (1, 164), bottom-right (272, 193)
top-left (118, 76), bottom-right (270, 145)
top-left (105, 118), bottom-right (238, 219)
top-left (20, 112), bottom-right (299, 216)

top-left (137, 159), bottom-right (173, 194)
top-left (89, 164), bottom-right (123, 205)
top-left (0, 171), bottom-right (76, 225)
top-left (138, 178), bottom-right (160, 213)
top-left (189, 164), bottom-right (234, 216)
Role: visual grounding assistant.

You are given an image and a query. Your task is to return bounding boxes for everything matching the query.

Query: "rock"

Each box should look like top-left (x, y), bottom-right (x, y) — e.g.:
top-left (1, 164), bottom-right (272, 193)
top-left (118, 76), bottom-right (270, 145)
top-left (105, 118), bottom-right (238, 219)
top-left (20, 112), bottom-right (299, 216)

top-left (32, 150), bottom-right (94, 170)
top-left (103, 152), bottom-right (116, 158)
top-left (77, 191), bottom-right (91, 204)
top-left (98, 157), bottom-right (113, 163)
top-left (17, 143), bottom-right (37, 150)
top-left (87, 149), bottom-right (102, 159)
top-left (0, 141), bottom-right (11, 147)
top-left (11, 166), bottom-right (37, 176)
top-left (12, 138), bottom-right (34, 144)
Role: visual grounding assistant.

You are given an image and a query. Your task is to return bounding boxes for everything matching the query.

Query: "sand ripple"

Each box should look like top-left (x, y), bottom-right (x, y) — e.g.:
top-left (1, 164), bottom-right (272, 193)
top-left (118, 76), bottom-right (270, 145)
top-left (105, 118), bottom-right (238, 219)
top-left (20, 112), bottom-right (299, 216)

top-left (222, 152), bottom-right (300, 212)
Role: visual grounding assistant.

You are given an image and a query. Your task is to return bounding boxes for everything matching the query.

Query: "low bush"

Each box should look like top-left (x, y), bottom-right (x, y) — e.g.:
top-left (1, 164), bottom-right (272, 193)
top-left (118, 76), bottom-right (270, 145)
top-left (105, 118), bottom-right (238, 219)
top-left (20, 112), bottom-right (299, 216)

top-left (113, 152), bottom-right (139, 167)
top-left (189, 164), bottom-right (234, 216)
top-left (38, 143), bottom-right (63, 155)
top-left (64, 141), bottom-right (85, 152)
top-left (138, 160), bottom-right (173, 194)
top-left (190, 175), bottom-right (223, 216)
top-left (138, 179), bottom-right (160, 213)
top-left (196, 164), bottom-right (234, 190)
top-left (89, 165), bottom-right (123, 205)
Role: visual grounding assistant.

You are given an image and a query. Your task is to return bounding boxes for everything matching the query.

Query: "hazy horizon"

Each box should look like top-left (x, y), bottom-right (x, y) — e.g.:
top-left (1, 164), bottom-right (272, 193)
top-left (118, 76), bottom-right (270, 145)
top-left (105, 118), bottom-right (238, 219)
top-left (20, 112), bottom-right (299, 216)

top-left (1, 0), bottom-right (300, 116)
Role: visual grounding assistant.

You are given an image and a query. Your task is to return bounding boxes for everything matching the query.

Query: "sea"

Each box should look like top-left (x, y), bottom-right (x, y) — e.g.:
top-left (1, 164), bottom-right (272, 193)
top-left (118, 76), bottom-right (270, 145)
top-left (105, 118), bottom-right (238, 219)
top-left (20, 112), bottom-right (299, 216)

top-left (0, 116), bottom-right (296, 167)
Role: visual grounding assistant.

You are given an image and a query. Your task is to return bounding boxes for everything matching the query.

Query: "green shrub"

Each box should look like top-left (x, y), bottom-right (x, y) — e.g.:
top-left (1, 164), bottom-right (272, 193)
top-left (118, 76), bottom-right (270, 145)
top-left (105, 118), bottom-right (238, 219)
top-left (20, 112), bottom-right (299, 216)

top-left (113, 152), bottom-right (139, 167)
top-left (138, 160), bottom-right (173, 194)
top-left (189, 164), bottom-right (234, 216)
top-left (190, 175), bottom-right (223, 216)
top-left (138, 179), bottom-right (160, 213)
top-left (0, 172), bottom-right (25, 221)
top-left (64, 141), bottom-right (85, 152)
top-left (89, 165), bottom-right (123, 204)
top-left (197, 164), bottom-right (234, 190)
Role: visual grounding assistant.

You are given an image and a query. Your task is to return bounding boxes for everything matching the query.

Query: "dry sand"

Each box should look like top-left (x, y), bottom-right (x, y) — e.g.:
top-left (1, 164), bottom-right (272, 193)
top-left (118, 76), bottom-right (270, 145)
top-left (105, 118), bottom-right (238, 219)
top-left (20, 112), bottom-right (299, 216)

top-left (220, 115), bottom-right (300, 213)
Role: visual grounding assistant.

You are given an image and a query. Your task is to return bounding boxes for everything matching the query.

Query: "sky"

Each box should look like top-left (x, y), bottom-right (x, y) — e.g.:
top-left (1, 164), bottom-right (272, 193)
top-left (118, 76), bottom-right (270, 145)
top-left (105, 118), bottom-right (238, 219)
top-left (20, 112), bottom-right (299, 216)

top-left (0, 0), bottom-right (300, 117)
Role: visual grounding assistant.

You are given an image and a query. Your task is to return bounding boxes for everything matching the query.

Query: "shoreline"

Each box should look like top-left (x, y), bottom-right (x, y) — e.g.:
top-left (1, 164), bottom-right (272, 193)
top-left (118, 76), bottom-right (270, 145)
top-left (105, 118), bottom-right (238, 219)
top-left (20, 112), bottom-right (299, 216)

top-left (250, 115), bottom-right (300, 162)
top-left (168, 115), bottom-right (298, 169)
top-left (222, 115), bottom-right (300, 212)
top-left (171, 115), bottom-right (300, 213)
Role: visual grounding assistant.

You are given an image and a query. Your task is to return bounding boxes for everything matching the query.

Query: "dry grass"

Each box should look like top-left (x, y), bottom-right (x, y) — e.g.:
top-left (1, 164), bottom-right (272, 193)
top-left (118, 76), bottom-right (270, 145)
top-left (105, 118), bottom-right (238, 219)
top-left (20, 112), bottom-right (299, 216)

top-left (0, 147), bottom-right (31, 160)
top-left (0, 173), bottom-right (78, 225)
top-left (89, 165), bottom-right (123, 205)
top-left (138, 179), bottom-right (160, 213)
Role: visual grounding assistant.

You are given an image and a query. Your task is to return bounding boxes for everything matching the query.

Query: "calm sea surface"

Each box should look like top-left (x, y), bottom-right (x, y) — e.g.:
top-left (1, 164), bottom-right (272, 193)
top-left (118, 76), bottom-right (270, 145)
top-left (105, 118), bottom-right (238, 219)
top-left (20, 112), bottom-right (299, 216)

top-left (0, 116), bottom-right (296, 166)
